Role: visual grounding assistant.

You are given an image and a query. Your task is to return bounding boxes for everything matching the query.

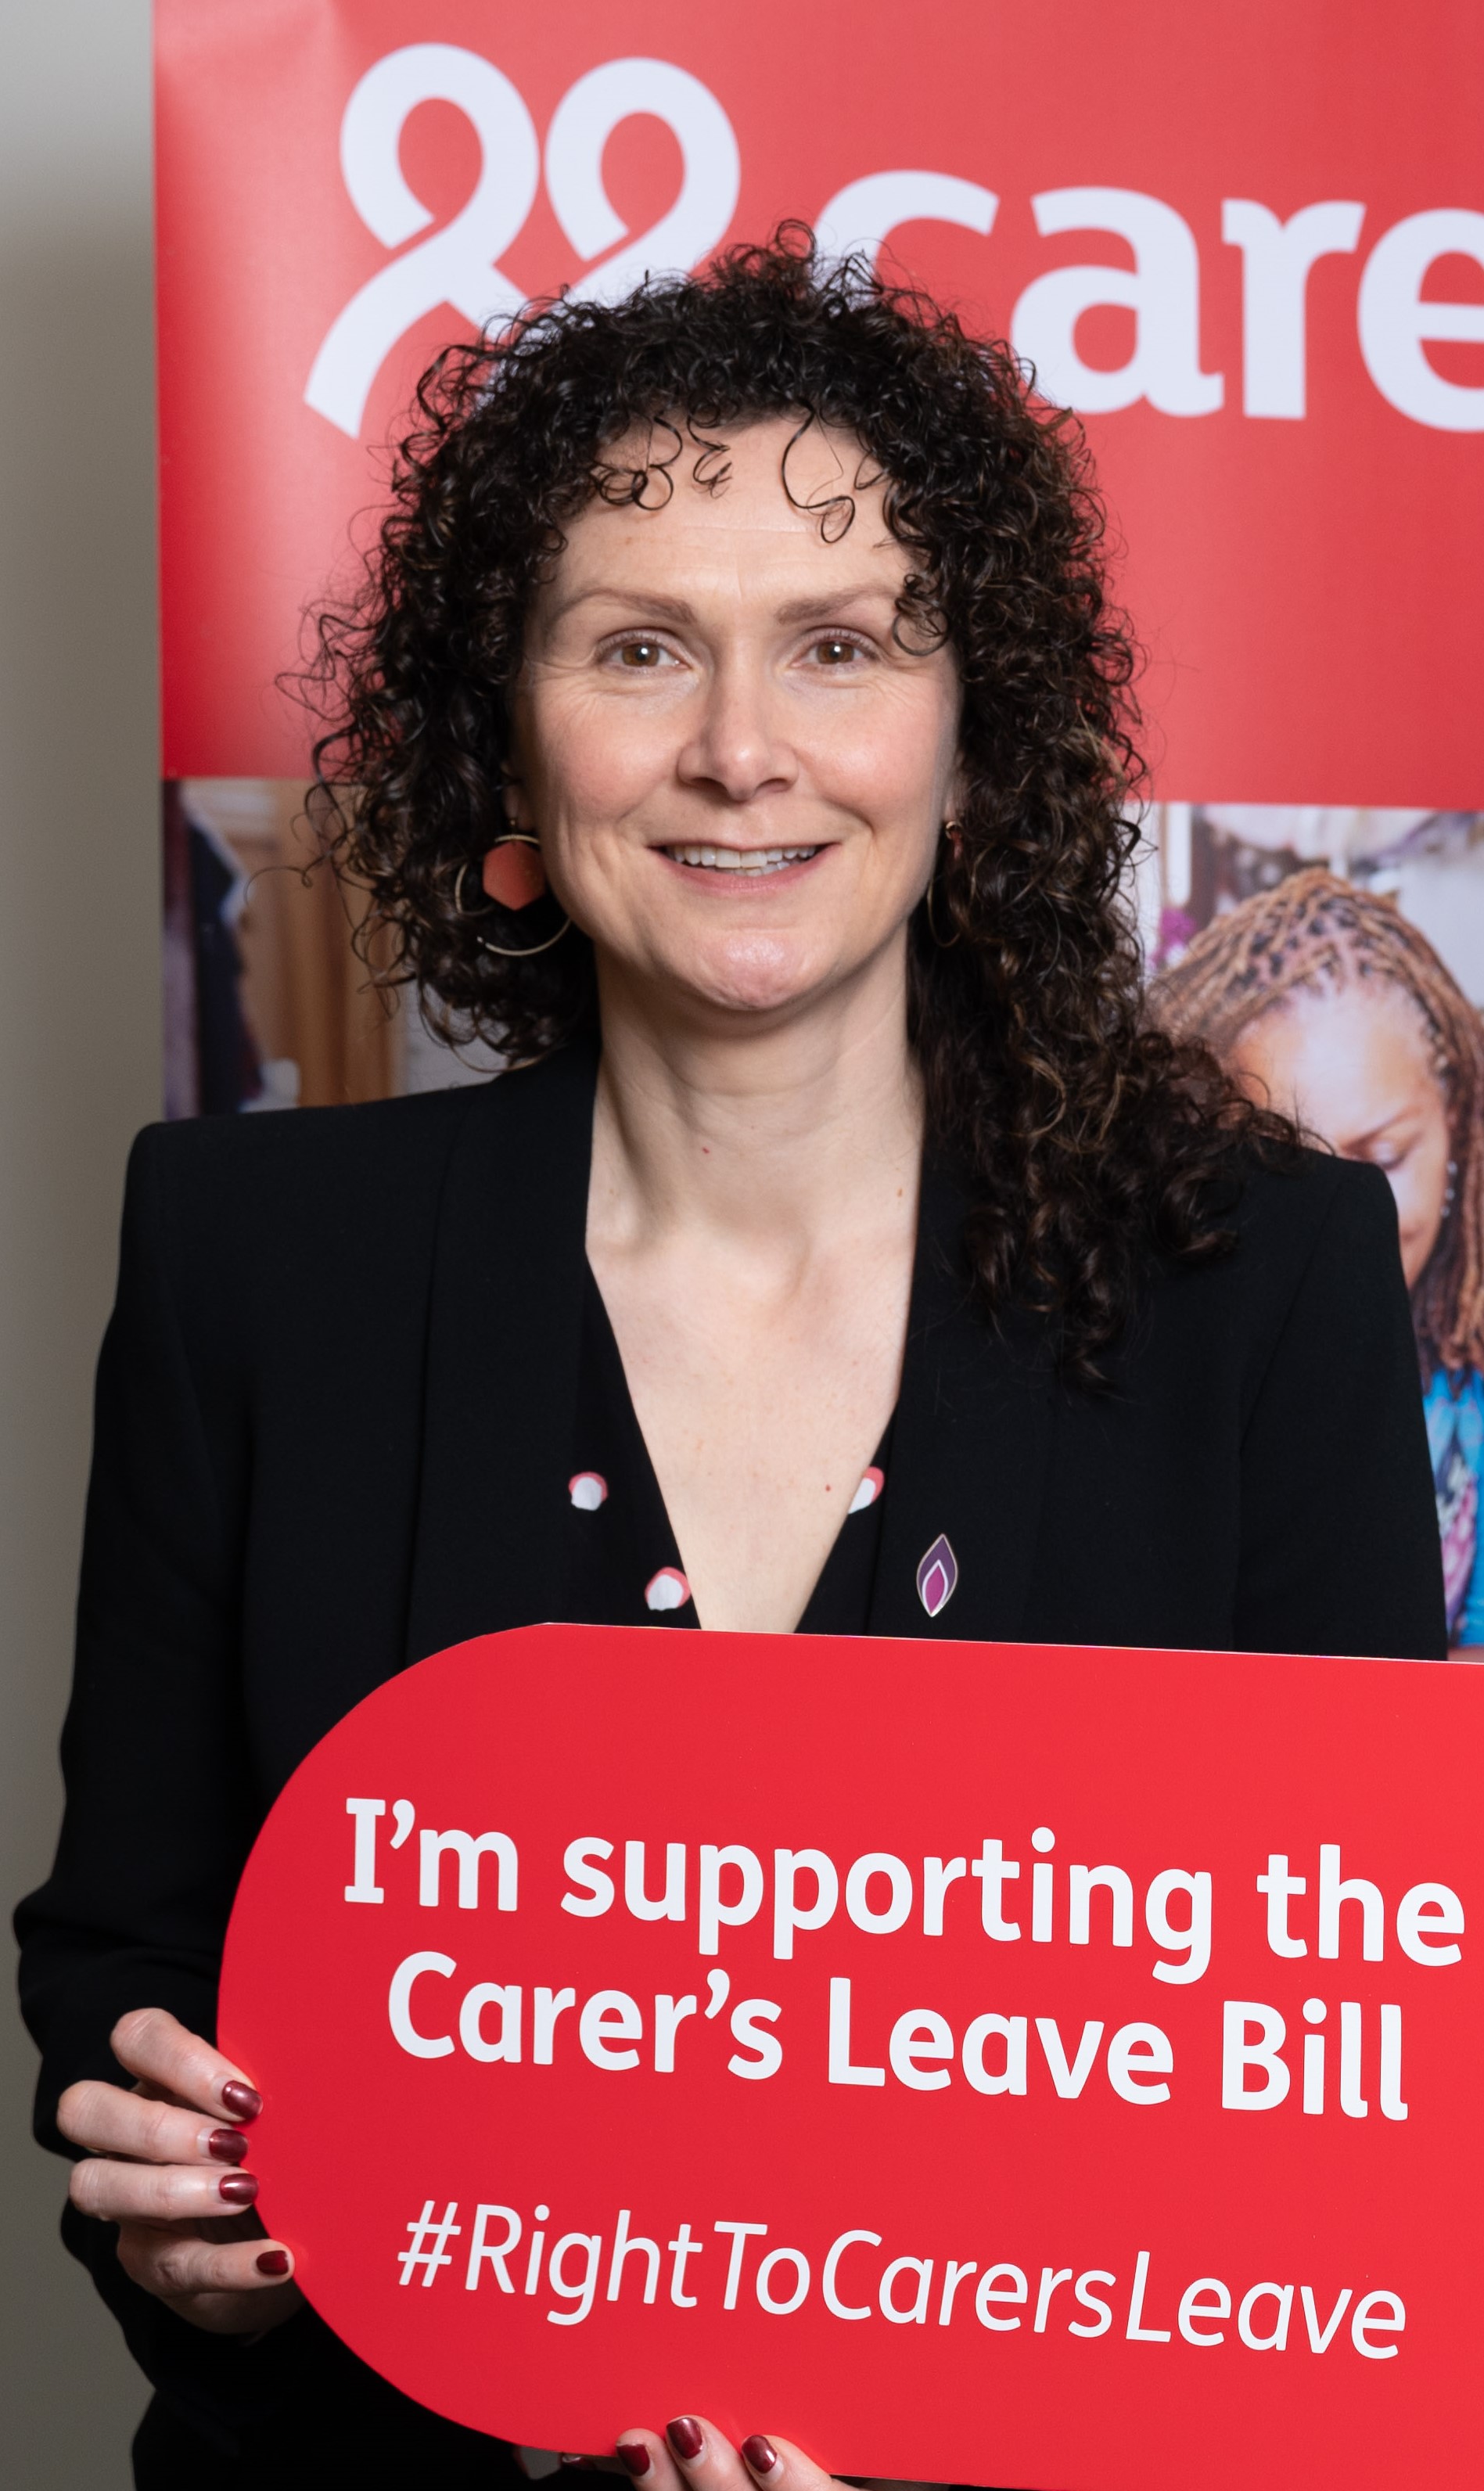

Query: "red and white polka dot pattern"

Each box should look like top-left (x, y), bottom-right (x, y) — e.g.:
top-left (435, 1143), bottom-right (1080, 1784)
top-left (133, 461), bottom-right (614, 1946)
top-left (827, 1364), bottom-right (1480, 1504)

top-left (848, 1466), bottom-right (885, 1514)
top-left (644, 1566), bottom-right (692, 1613)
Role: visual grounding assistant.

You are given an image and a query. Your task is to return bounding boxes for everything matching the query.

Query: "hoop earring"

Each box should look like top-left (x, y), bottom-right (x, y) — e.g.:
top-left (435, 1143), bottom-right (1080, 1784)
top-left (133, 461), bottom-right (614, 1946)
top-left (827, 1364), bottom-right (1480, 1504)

top-left (924, 820), bottom-right (964, 950)
top-left (455, 838), bottom-right (573, 960)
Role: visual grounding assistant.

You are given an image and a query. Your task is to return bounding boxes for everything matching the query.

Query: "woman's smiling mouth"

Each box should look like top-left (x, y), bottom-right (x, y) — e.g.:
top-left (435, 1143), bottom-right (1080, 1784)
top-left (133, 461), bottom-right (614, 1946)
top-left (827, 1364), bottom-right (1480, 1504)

top-left (663, 843), bottom-right (822, 875)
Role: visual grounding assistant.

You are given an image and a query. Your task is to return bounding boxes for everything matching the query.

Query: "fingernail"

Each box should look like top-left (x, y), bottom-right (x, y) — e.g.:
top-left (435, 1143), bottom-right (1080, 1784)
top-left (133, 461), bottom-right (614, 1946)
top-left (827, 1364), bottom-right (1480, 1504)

top-left (255, 2248), bottom-right (290, 2277)
top-left (218, 2171), bottom-right (258, 2205)
top-left (221, 2080), bottom-right (262, 2123)
top-left (667, 2420), bottom-right (704, 2464)
top-left (617, 2448), bottom-right (652, 2479)
top-left (207, 2127), bottom-right (249, 2165)
top-left (742, 2440), bottom-right (778, 2478)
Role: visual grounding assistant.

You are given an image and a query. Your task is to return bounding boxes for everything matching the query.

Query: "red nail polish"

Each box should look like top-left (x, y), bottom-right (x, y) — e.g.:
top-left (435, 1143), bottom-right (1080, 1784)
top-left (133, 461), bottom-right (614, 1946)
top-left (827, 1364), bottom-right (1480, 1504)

top-left (667, 2420), bottom-right (703, 2463)
top-left (221, 2079), bottom-right (262, 2123)
top-left (218, 2171), bottom-right (258, 2205)
top-left (742, 2439), bottom-right (778, 2478)
top-left (617, 2447), bottom-right (652, 2479)
top-left (255, 2248), bottom-right (290, 2277)
top-left (207, 2127), bottom-right (249, 2166)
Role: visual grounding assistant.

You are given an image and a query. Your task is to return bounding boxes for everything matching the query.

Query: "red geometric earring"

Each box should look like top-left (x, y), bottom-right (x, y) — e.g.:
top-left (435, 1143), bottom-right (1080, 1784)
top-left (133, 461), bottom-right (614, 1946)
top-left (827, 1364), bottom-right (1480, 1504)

top-left (453, 832), bottom-right (572, 959)
top-left (481, 835), bottom-right (548, 911)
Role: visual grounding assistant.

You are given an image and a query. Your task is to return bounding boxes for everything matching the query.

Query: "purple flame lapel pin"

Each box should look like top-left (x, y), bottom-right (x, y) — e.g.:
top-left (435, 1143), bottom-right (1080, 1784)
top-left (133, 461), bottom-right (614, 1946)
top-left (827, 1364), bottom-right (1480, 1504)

top-left (916, 1533), bottom-right (958, 1619)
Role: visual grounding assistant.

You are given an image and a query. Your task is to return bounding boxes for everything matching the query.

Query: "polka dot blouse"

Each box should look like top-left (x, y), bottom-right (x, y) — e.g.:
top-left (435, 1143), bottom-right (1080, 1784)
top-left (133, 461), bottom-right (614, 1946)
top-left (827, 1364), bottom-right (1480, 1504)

top-left (562, 1264), bottom-right (892, 1632)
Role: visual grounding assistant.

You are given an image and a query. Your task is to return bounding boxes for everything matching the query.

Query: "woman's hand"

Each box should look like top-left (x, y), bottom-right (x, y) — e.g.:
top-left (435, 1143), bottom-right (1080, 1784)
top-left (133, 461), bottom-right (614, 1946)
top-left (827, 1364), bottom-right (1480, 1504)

top-left (56, 2007), bottom-right (300, 2336)
top-left (612, 2414), bottom-right (934, 2491)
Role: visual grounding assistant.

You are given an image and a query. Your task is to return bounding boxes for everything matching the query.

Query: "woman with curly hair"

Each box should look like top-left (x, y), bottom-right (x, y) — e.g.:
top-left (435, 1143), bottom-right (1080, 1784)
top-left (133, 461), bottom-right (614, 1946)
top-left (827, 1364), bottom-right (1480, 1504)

top-left (1152, 864), bottom-right (1484, 1650)
top-left (19, 234), bottom-right (1443, 2486)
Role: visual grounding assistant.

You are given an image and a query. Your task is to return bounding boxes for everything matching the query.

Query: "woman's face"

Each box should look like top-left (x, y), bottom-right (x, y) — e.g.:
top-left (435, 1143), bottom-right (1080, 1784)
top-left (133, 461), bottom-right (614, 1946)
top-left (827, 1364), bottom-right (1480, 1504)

top-left (1227, 981), bottom-right (1452, 1288)
top-left (511, 415), bottom-right (961, 1027)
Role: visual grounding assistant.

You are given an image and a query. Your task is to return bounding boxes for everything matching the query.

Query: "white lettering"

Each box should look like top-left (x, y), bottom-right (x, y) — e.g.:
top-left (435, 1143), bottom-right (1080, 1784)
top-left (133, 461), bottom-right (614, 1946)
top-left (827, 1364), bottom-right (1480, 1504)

top-left (974, 2263), bottom-right (1028, 2331)
top-left (465, 2203), bottom-right (520, 2292)
top-left (756, 2246), bottom-right (810, 2316)
top-left (728, 1997), bottom-right (783, 2081)
top-left (546, 2231), bottom-right (602, 2326)
top-left (1222, 199), bottom-right (1364, 416)
top-left (828, 1976), bottom-right (885, 2087)
top-left (771, 1848), bottom-right (837, 1960)
top-left (624, 1840), bottom-right (685, 1921)
top-left (1126, 2248), bottom-right (1172, 2342)
top-left (579, 1989), bottom-right (642, 2072)
top-left (1106, 2021), bottom-right (1173, 2104)
top-left (922, 1855), bottom-right (968, 1936)
top-left (845, 1852), bottom-right (914, 1935)
top-left (653, 1992), bottom-right (698, 2074)
top-left (823, 2229), bottom-right (881, 2320)
top-left (458, 1980), bottom-right (521, 2063)
top-left (1178, 2277), bottom-right (1229, 2345)
top-left (344, 1796), bottom-right (385, 1903)
top-left (889, 2008), bottom-right (955, 2091)
top-left (1014, 188), bottom-right (1223, 415)
top-left (388, 1950), bottom-right (455, 2058)
top-left (606, 2208), bottom-right (659, 2304)
top-left (1351, 2289), bottom-right (1405, 2359)
top-left (962, 2011), bottom-right (1028, 2096)
top-left (1238, 2281), bottom-right (1293, 2351)
top-left (1301, 2284), bottom-right (1352, 2353)
top-left (714, 2219), bottom-right (767, 2310)
top-left (698, 1844), bottom-right (764, 1955)
top-left (1146, 1868), bottom-right (1212, 1983)
top-left (1256, 1853), bottom-right (1307, 1957)
top-left (881, 2255), bottom-right (933, 2324)
top-left (1359, 210), bottom-right (1484, 431)
top-left (1036, 2016), bottom-right (1105, 2098)
top-left (1317, 1846), bottom-right (1385, 1961)
top-left (1396, 1881), bottom-right (1464, 1964)
top-left (1066, 1864), bottom-right (1134, 1949)
top-left (1222, 2000), bottom-right (1289, 2109)
top-left (560, 1838), bottom-right (614, 1918)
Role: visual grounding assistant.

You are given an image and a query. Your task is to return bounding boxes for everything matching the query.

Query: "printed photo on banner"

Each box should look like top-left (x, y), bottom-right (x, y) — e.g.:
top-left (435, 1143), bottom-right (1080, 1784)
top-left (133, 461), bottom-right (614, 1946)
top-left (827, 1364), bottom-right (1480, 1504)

top-left (1144, 807), bottom-right (1484, 1652)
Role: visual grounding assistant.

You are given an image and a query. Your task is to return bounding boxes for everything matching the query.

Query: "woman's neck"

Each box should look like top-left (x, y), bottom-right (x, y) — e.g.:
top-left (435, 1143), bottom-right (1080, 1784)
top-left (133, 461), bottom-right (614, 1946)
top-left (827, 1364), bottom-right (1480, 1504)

top-left (586, 948), bottom-right (925, 1264)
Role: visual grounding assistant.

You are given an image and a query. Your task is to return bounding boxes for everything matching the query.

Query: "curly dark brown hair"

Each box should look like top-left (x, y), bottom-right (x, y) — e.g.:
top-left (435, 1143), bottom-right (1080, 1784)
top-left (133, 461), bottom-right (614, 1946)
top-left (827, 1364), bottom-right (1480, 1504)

top-left (307, 226), bottom-right (1289, 1384)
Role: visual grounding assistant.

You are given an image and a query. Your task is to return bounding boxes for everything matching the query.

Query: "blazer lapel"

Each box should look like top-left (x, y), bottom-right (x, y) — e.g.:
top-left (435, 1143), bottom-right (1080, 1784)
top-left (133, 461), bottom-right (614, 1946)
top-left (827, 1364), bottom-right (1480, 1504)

top-left (405, 1044), bottom-right (598, 1663)
top-left (869, 1158), bottom-right (1058, 1642)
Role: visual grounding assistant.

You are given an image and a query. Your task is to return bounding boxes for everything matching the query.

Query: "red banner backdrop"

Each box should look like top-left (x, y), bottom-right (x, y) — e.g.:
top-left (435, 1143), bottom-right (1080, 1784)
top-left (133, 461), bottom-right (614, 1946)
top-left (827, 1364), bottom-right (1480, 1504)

top-left (156, 0), bottom-right (1484, 804)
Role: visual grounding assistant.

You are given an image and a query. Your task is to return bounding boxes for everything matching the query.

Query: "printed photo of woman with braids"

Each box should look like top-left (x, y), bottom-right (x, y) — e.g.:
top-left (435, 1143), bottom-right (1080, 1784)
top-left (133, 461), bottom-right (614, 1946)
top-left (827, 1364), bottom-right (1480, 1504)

top-left (1152, 867), bottom-right (1484, 1656)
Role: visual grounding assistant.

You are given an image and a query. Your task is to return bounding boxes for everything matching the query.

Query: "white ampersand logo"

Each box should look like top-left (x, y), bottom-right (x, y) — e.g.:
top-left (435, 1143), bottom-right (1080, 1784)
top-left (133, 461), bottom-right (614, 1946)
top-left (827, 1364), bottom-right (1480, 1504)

top-left (305, 49), bottom-right (741, 437)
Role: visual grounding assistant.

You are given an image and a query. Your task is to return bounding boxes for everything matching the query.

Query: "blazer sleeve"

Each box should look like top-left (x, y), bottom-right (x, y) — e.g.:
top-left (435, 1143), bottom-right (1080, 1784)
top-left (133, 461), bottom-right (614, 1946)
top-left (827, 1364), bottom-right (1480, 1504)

top-left (1233, 1159), bottom-right (1448, 1662)
top-left (11, 1123), bottom-right (305, 2446)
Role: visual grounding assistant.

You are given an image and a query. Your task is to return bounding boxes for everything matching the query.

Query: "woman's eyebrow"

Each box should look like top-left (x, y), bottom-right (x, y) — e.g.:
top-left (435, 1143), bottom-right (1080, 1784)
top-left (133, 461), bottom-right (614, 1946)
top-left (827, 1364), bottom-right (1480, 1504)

top-left (772, 585), bottom-right (901, 624)
top-left (543, 581), bottom-right (902, 631)
top-left (544, 587), bottom-right (699, 627)
top-left (1342, 1102), bottom-right (1426, 1149)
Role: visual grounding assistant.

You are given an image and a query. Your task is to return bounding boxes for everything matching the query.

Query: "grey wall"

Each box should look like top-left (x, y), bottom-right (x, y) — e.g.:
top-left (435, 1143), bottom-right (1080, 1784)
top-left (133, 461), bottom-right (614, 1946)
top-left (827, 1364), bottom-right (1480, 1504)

top-left (2, 1), bottom-right (159, 2479)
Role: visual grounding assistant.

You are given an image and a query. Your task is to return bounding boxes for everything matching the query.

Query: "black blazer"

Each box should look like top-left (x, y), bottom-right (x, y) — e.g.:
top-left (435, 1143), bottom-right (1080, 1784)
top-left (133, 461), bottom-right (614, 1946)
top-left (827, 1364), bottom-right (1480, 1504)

top-left (16, 1043), bottom-right (1446, 2484)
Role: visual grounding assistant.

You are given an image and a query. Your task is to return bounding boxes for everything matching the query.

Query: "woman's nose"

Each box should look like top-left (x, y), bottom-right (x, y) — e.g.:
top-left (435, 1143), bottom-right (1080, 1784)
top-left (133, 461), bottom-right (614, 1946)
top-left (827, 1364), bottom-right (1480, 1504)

top-left (675, 658), bottom-right (798, 804)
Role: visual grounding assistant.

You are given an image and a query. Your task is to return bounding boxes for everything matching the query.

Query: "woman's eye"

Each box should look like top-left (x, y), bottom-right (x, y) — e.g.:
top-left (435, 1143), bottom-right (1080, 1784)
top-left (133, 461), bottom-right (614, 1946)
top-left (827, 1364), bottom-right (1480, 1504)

top-left (614, 638), bottom-right (670, 669)
top-left (812, 636), bottom-right (864, 665)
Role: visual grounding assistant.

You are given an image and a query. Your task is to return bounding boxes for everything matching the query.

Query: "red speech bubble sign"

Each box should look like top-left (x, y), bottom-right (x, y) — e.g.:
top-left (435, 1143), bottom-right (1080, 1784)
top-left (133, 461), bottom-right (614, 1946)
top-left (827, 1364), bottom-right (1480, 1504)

top-left (220, 1625), bottom-right (1484, 2488)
